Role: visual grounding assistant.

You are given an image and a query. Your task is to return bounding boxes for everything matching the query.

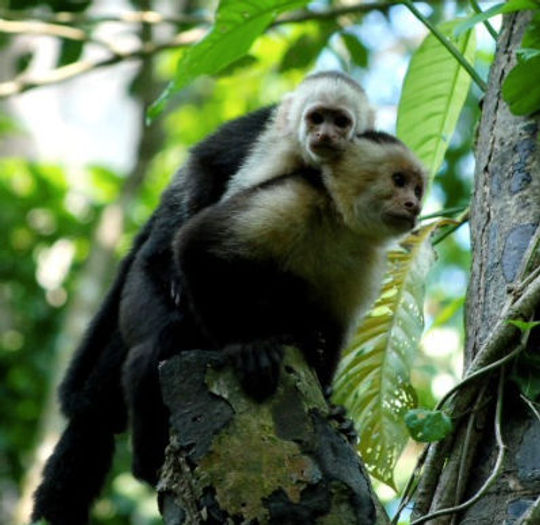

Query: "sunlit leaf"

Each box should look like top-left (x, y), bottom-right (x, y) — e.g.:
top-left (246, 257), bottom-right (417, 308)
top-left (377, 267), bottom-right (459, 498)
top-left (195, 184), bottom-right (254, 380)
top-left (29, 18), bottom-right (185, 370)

top-left (430, 296), bottom-right (465, 328)
top-left (148, 0), bottom-right (308, 120)
top-left (507, 319), bottom-right (540, 333)
top-left (216, 55), bottom-right (259, 76)
top-left (405, 408), bottom-right (453, 442)
top-left (397, 20), bottom-right (476, 178)
top-left (333, 222), bottom-right (441, 488)
top-left (454, 0), bottom-right (539, 37)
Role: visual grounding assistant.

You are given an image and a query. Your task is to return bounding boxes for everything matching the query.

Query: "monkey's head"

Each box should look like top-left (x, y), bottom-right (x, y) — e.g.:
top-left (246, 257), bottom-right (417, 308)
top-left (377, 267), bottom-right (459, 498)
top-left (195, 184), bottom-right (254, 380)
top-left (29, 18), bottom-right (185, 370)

top-left (276, 71), bottom-right (375, 165)
top-left (323, 131), bottom-right (426, 239)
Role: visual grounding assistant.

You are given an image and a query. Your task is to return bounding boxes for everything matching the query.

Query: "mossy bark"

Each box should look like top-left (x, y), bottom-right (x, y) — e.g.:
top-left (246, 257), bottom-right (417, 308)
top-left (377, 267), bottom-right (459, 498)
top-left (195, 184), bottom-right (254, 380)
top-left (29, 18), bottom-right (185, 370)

top-left (157, 347), bottom-right (382, 524)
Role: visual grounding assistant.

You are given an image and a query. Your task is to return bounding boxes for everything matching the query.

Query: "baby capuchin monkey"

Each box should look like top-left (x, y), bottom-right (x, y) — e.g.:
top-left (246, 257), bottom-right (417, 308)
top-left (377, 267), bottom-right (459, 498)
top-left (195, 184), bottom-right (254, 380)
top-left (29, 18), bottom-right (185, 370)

top-left (223, 71), bottom-right (374, 197)
top-left (174, 131), bottom-right (426, 399)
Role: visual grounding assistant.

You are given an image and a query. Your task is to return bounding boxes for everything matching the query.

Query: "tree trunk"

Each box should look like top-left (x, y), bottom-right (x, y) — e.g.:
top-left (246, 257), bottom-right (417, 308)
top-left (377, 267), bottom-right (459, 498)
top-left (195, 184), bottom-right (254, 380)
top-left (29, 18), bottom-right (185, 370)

top-left (157, 348), bottom-right (383, 524)
top-left (458, 9), bottom-right (540, 523)
top-left (413, 10), bottom-right (540, 524)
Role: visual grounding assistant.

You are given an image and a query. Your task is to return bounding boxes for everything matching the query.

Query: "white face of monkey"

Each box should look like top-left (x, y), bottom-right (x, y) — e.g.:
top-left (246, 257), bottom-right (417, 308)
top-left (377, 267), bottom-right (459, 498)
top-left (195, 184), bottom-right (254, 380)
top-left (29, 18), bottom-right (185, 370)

top-left (299, 103), bottom-right (356, 162)
top-left (323, 135), bottom-right (426, 239)
top-left (279, 73), bottom-right (374, 166)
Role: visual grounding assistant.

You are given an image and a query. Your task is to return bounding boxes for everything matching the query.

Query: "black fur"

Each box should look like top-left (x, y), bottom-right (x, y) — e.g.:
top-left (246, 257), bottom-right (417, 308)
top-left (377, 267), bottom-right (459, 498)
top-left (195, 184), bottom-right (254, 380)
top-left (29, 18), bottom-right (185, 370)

top-left (32, 106), bottom-right (275, 524)
top-left (357, 130), bottom-right (402, 145)
top-left (173, 170), bottom-right (345, 400)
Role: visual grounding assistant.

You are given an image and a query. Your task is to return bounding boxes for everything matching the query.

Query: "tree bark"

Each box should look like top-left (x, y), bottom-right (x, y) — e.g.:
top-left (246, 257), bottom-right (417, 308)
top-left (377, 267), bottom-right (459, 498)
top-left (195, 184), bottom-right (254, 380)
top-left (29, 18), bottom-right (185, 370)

top-left (458, 9), bottom-right (540, 523)
top-left (413, 10), bottom-right (540, 524)
top-left (157, 348), bottom-right (383, 524)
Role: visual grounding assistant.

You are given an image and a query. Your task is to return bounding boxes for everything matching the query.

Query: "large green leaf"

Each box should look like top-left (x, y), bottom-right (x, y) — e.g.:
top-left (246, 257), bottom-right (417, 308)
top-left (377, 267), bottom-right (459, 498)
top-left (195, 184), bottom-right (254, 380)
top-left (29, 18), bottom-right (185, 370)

top-left (397, 21), bottom-right (476, 178)
top-left (279, 20), bottom-right (338, 72)
top-left (454, 0), bottom-right (540, 37)
top-left (502, 11), bottom-right (540, 115)
top-left (333, 224), bottom-right (439, 488)
top-left (148, 0), bottom-right (308, 120)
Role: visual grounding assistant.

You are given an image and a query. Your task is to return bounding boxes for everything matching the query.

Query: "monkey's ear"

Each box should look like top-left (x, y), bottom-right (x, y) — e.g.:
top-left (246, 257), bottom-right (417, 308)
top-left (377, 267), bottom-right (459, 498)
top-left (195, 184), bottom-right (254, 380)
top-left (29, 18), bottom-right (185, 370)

top-left (274, 93), bottom-right (295, 132)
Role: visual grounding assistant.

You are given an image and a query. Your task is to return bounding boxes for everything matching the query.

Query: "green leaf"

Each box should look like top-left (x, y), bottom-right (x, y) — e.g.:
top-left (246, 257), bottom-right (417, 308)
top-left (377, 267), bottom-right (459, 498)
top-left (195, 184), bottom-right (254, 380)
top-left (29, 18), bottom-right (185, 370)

top-left (507, 319), bottom-right (540, 333)
top-left (216, 55), bottom-right (259, 76)
top-left (405, 408), bottom-right (453, 442)
top-left (341, 33), bottom-right (368, 68)
top-left (516, 48), bottom-right (540, 62)
top-left (522, 11), bottom-right (540, 50)
top-left (279, 21), bottom-right (337, 72)
top-left (454, 0), bottom-right (540, 37)
top-left (430, 296), bottom-right (465, 328)
top-left (333, 223), bottom-right (439, 488)
top-left (148, 0), bottom-right (309, 120)
top-left (57, 39), bottom-right (84, 67)
top-left (503, 54), bottom-right (540, 115)
top-left (397, 20), bottom-right (476, 178)
top-left (511, 349), bottom-right (540, 400)
top-left (15, 52), bottom-right (32, 75)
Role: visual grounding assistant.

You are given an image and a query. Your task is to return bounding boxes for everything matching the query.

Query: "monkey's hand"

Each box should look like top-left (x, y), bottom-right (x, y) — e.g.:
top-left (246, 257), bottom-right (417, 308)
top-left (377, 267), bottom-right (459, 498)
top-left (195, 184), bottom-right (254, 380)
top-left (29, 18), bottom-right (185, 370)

top-left (224, 341), bottom-right (284, 401)
top-left (323, 386), bottom-right (358, 445)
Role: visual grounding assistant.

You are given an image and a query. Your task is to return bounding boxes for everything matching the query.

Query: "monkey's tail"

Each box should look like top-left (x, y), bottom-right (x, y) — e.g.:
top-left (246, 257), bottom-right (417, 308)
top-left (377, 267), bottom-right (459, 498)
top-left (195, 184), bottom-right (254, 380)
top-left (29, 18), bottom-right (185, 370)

top-left (31, 415), bottom-right (115, 525)
top-left (59, 214), bottom-right (155, 417)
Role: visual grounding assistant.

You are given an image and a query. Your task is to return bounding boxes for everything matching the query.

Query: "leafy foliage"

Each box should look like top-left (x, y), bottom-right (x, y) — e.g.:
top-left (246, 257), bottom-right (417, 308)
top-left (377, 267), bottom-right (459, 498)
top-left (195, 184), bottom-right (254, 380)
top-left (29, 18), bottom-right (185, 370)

top-left (405, 408), bottom-right (453, 442)
top-left (454, 0), bottom-right (540, 36)
top-left (341, 32), bottom-right (369, 68)
top-left (397, 20), bottom-right (476, 178)
top-left (279, 21), bottom-right (338, 72)
top-left (148, 0), bottom-right (309, 119)
top-left (502, 11), bottom-right (540, 115)
top-left (510, 349), bottom-right (540, 401)
top-left (0, 160), bottom-right (93, 483)
top-left (333, 224), bottom-right (439, 488)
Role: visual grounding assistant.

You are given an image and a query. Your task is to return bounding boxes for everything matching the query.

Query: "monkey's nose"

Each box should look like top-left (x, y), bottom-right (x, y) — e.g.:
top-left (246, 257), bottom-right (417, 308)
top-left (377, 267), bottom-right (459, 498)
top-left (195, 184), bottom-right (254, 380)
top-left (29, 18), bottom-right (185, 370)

top-left (316, 133), bottom-right (333, 143)
top-left (404, 201), bottom-right (420, 215)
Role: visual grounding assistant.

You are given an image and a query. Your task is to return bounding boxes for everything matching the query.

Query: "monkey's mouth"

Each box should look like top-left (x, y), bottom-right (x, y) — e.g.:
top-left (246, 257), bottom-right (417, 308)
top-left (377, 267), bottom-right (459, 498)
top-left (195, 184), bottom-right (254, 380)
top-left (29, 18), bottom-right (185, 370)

top-left (309, 142), bottom-right (341, 159)
top-left (383, 212), bottom-right (416, 231)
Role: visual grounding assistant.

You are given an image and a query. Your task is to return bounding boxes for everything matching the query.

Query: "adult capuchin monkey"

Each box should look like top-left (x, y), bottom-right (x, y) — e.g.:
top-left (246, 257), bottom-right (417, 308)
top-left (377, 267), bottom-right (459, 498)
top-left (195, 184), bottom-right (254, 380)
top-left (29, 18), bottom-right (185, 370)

top-left (174, 131), bottom-right (426, 403)
top-left (32, 71), bottom-right (375, 525)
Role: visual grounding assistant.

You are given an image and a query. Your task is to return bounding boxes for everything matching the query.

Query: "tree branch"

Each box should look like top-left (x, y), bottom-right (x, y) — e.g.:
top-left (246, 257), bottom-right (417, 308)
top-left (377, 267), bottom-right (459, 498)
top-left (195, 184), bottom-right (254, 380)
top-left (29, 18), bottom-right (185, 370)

top-left (0, 31), bottom-right (201, 97)
top-left (0, 2), bottom-right (391, 98)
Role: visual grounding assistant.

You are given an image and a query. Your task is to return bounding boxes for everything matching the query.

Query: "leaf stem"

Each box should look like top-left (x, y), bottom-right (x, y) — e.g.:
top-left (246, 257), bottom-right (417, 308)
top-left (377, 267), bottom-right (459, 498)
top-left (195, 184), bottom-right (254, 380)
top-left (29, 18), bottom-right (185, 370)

top-left (432, 208), bottom-right (470, 245)
top-left (470, 0), bottom-right (499, 40)
top-left (401, 0), bottom-right (487, 92)
top-left (419, 206), bottom-right (467, 221)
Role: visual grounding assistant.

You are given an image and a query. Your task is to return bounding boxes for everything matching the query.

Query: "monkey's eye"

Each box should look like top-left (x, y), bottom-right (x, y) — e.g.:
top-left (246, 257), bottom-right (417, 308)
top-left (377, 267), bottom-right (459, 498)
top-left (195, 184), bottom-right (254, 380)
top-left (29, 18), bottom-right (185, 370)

top-left (308, 112), bottom-right (324, 124)
top-left (392, 172), bottom-right (407, 187)
top-left (334, 115), bottom-right (351, 128)
top-left (414, 185), bottom-right (422, 199)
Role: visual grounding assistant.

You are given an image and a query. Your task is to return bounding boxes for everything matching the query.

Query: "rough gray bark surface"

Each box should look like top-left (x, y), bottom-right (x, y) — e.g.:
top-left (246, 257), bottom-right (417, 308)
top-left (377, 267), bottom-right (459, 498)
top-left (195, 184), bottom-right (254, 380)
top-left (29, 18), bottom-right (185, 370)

top-left (459, 10), bottom-right (540, 524)
top-left (413, 10), bottom-right (540, 525)
top-left (157, 348), bottom-right (381, 524)
top-left (465, 11), bottom-right (540, 367)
